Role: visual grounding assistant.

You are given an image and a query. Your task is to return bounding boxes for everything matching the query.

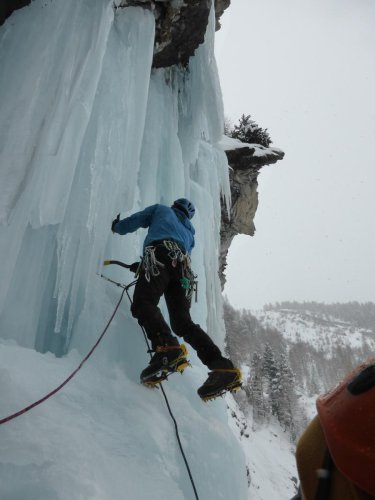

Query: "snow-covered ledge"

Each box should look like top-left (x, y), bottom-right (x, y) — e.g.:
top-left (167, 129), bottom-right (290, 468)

top-left (220, 135), bottom-right (284, 168)
top-left (219, 135), bottom-right (285, 288)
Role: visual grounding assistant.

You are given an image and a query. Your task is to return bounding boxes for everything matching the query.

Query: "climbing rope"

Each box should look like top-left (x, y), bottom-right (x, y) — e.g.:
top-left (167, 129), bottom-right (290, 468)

top-left (124, 284), bottom-right (200, 500)
top-left (0, 285), bottom-right (127, 426)
top-left (1, 261), bottom-right (200, 500)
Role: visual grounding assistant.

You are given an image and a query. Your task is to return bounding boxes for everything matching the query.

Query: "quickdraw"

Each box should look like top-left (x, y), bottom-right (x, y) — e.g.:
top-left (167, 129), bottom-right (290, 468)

top-left (163, 240), bottom-right (185, 265)
top-left (143, 246), bottom-right (165, 282)
top-left (181, 266), bottom-right (198, 303)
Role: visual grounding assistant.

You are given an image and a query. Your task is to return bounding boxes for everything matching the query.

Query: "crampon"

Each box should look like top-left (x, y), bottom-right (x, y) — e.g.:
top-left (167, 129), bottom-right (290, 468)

top-left (198, 368), bottom-right (243, 402)
top-left (141, 344), bottom-right (190, 389)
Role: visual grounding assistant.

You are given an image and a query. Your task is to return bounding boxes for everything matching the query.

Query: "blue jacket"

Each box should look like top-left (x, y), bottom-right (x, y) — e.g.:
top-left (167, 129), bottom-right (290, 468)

top-left (114, 204), bottom-right (195, 254)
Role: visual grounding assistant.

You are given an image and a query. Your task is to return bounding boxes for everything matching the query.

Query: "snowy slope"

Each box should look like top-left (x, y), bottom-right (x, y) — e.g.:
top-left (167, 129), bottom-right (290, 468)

top-left (246, 304), bottom-right (375, 408)
top-left (0, 340), bottom-right (247, 499)
top-left (227, 396), bottom-right (298, 500)
top-left (0, 1), bottom-right (248, 499)
top-left (223, 302), bottom-right (375, 499)
top-left (253, 308), bottom-right (375, 356)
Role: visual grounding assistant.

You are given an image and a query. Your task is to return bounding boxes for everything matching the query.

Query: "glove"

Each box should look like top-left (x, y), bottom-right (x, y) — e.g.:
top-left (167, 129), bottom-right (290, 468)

top-left (111, 213), bottom-right (120, 233)
top-left (129, 261), bottom-right (140, 274)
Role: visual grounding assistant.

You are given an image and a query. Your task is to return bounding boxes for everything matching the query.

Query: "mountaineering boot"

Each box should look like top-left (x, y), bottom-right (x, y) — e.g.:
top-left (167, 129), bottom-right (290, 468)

top-left (141, 344), bottom-right (189, 387)
top-left (197, 368), bottom-right (243, 401)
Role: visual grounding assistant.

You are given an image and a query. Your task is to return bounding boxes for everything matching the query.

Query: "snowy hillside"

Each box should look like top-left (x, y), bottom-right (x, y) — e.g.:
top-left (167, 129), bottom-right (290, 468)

top-left (227, 395), bottom-right (298, 500)
top-left (0, 1), bottom-right (250, 499)
top-left (253, 304), bottom-right (375, 396)
top-left (225, 301), bottom-right (375, 398)
top-left (253, 308), bottom-right (375, 356)
top-left (224, 300), bottom-right (375, 500)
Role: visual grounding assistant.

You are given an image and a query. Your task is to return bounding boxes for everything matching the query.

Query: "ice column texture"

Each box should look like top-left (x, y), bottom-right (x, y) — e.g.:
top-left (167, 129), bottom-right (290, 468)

top-left (0, 2), bottom-right (246, 499)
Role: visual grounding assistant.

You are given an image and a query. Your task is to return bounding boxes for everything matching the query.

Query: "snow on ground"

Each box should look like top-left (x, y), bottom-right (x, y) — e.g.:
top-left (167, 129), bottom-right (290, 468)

top-left (227, 395), bottom-right (298, 500)
top-left (0, 337), bottom-right (247, 500)
top-left (253, 309), bottom-right (375, 355)
top-left (218, 135), bottom-right (283, 158)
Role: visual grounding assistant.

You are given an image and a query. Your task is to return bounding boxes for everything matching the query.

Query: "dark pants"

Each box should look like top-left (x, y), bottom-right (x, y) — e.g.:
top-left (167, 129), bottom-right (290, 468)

top-left (131, 246), bottom-right (231, 370)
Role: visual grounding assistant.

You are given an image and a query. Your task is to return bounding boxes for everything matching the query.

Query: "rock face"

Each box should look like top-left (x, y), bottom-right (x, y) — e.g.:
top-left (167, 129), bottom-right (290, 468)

top-left (1, 1), bottom-right (230, 67)
top-left (116, 0), bottom-right (229, 67)
top-left (0, 0), bottom-right (30, 26)
top-left (214, 0), bottom-right (230, 30)
top-left (153, 0), bottom-right (211, 68)
top-left (219, 140), bottom-right (285, 288)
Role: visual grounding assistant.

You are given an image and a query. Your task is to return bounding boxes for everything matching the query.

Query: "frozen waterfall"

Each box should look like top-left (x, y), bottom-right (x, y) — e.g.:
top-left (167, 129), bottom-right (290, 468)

top-left (0, 1), bottom-right (246, 498)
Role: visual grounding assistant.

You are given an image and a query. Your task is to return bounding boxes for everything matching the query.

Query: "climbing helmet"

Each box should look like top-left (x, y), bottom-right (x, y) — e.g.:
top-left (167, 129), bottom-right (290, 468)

top-left (316, 358), bottom-right (375, 496)
top-left (172, 198), bottom-right (195, 219)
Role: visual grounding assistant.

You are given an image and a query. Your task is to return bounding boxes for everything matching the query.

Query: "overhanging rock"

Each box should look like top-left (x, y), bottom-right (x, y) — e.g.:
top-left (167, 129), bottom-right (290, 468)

top-left (0, 0), bottom-right (31, 25)
top-left (219, 136), bottom-right (285, 288)
top-left (2, 1), bottom-right (231, 67)
top-left (115, 0), bottom-right (229, 67)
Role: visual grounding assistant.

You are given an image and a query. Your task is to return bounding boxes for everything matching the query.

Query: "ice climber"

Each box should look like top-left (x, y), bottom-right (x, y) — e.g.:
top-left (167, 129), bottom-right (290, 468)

top-left (111, 198), bottom-right (242, 400)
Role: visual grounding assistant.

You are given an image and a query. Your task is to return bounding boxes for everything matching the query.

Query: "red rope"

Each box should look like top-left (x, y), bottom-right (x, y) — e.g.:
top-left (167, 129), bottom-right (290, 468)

top-left (0, 288), bottom-right (126, 425)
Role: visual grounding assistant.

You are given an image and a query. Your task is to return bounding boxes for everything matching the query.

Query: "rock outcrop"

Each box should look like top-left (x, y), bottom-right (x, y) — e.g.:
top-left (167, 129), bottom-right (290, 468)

top-left (214, 0), bottom-right (230, 30)
top-left (151, 0), bottom-right (212, 68)
top-left (116, 0), bottom-right (230, 67)
top-left (0, 0), bottom-right (30, 26)
top-left (219, 137), bottom-right (285, 288)
top-left (1, 1), bottom-right (230, 68)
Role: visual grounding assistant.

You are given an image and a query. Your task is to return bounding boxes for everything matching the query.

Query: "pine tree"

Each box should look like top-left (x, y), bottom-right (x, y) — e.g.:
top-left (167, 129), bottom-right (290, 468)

top-left (230, 114), bottom-right (272, 147)
top-left (262, 343), bottom-right (280, 417)
top-left (248, 351), bottom-right (268, 423)
top-left (277, 352), bottom-right (297, 439)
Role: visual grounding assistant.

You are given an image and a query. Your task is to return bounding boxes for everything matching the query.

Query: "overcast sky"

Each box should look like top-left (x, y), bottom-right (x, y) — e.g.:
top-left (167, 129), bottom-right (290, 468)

top-left (215, 0), bottom-right (375, 310)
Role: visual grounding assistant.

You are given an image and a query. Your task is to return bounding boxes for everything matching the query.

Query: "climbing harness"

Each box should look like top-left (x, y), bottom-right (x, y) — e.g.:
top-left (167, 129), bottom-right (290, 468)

top-left (143, 241), bottom-right (198, 302)
top-left (164, 241), bottom-right (198, 302)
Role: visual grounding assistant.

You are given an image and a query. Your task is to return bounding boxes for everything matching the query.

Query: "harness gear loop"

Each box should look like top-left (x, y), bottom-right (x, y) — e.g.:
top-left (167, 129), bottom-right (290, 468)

top-left (143, 246), bottom-right (165, 282)
top-left (160, 241), bottom-right (199, 302)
